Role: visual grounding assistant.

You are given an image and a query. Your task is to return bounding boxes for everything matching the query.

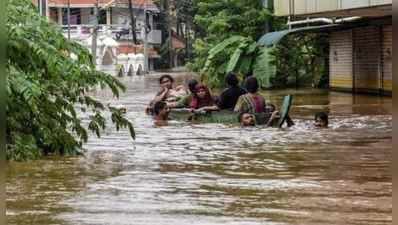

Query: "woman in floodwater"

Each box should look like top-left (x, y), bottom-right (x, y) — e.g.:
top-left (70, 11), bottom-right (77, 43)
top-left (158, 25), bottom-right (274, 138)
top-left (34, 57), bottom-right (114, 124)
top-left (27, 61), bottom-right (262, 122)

top-left (234, 77), bottom-right (295, 127)
top-left (234, 77), bottom-right (266, 114)
top-left (168, 79), bottom-right (199, 109)
top-left (190, 84), bottom-right (219, 113)
top-left (146, 75), bottom-right (187, 114)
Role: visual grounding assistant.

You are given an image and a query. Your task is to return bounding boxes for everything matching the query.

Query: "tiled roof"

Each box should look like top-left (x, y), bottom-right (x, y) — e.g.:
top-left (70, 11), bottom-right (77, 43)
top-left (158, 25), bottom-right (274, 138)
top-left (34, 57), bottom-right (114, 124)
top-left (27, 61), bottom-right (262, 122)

top-left (171, 32), bottom-right (186, 49)
top-left (172, 36), bottom-right (185, 49)
top-left (117, 43), bottom-right (159, 58)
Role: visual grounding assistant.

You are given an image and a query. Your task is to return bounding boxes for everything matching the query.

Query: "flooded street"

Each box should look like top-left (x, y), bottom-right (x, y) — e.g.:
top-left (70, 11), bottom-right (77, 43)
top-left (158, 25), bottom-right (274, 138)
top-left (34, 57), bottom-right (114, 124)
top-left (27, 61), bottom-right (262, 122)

top-left (6, 73), bottom-right (392, 225)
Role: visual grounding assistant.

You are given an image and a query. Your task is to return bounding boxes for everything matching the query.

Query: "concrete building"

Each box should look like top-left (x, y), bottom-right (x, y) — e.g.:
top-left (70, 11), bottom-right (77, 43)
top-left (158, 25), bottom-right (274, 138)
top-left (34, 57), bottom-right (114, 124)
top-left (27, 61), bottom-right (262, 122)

top-left (271, 0), bottom-right (392, 95)
top-left (36, 0), bottom-right (162, 74)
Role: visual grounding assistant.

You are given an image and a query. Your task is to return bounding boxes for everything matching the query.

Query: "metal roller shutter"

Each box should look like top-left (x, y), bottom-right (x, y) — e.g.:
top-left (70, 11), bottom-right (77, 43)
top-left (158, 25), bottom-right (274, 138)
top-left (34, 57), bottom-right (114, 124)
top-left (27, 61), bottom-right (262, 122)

top-left (353, 26), bottom-right (381, 93)
top-left (382, 25), bottom-right (392, 92)
top-left (329, 30), bottom-right (353, 90)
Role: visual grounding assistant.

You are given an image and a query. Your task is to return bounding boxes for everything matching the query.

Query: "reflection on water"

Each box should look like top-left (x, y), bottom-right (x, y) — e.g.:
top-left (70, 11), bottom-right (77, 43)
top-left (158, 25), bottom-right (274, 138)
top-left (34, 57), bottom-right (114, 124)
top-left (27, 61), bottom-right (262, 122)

top-left (6, 73), bottom-right (392, 225)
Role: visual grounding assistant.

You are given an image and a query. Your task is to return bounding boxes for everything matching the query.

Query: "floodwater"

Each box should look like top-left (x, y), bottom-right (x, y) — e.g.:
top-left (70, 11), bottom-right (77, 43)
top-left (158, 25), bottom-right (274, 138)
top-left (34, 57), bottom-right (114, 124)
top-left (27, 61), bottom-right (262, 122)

top-left (6, 73), bottom-right (392, 225)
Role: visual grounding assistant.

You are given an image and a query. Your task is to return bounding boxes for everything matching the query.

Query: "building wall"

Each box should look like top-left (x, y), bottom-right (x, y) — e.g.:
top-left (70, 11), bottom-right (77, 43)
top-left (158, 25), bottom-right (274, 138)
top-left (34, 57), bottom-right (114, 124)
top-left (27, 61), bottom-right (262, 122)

top-left (329, 24), bottom-right (392, 95)
top-left (111, 8), bottom-right (146, 26)
top-left (274, 0), bottom-right (291, 16)
top-left (274, 0), bottom-right (392, 16)
top-left (329, 30), bottom-right (353, 90)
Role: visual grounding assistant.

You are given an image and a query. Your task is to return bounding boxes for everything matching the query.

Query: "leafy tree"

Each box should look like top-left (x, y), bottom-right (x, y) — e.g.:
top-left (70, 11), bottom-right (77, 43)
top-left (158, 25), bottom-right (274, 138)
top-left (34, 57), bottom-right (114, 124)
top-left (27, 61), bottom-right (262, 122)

top-left (200, 35), bottom-right (258, 87)
top-left (153, 0), bottom-right (198, 68)
top-left (7, 0), bottom-right (135, 161)
top-left (270, 33), bottom-right (329, 88)
top-left (189, 0), bottom-right (329, 89)
top-left (194, 0), bottom-right (271, 41)
top-left (175, 0), bottom-right (199, 62)
top-left (188, 0), bottom-right (272, 87)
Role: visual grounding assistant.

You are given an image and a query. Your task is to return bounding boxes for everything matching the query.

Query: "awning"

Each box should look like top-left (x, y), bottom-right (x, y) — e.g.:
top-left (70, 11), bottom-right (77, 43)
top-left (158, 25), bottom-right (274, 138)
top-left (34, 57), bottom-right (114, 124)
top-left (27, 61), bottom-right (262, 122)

top-left (257, 24), bottom-right (341, 47)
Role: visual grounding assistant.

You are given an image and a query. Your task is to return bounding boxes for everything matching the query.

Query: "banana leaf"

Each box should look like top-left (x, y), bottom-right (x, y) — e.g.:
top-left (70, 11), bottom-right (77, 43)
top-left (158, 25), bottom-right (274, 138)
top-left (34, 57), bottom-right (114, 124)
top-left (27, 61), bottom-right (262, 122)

top-left (253, 47), bottom-right (277, 88)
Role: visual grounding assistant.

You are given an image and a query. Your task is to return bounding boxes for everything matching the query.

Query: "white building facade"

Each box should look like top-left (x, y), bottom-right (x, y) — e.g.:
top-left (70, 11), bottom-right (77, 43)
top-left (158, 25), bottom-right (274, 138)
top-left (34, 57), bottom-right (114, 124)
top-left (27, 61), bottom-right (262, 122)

top-left (44, 0), bottom-right (162, 75)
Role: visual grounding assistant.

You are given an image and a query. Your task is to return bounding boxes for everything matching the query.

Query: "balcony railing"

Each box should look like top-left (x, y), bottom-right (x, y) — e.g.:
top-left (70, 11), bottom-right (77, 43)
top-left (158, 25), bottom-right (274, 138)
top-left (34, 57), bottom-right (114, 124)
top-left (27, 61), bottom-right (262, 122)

top-left (60, 24), bottom-right (162, 44)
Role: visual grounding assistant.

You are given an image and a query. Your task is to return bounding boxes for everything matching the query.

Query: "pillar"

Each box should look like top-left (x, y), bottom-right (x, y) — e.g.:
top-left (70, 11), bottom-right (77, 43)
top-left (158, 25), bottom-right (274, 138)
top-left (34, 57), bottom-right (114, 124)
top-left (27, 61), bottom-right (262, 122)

top-left (106, 9), bottom-right (111, 25)
top-left (45, 0), bottom-right (49, 17)
top-left (57, 8), bottom-right (63, 25)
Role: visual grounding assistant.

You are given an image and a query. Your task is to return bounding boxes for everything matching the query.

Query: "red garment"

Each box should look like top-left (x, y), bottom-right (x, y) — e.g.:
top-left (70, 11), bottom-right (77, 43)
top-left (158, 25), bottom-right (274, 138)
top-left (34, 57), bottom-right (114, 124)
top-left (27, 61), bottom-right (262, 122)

top-left (190, 85), bottom-right (214, 109)
top-left (252, 95), bottom-right (265, 113)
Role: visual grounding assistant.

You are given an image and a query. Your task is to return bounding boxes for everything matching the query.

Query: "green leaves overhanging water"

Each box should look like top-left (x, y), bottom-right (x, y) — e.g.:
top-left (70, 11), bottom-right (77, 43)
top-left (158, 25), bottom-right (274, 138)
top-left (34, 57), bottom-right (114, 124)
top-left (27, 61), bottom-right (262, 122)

top-left (6, 0), bottom-right (135, 161)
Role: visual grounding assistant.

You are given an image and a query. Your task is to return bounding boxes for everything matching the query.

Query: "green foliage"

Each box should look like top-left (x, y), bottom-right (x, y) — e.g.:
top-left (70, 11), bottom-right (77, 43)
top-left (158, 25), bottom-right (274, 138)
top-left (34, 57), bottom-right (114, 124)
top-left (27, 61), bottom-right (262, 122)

top-left (199, 32), bottom-right (329, 89)
top-left (153, 0), bottom-right (199, 68)
top-left (189, 0), bottom-right (272, 86)
top-left (175, 0), bottom-right (197, 26)
top-left (189, 0), bottom-right (329, 89)
top-left (186, 38), bottom-right (209, 72)
top-left (194, 0), bottom-right (271, 41)
top-left (270, 33), bottom-right (329, 88)
top-left (203, 36), bottom-right (245, 71)
top-left (7, 0), bottom-right (135, 161)
top-left (253, 47), bottom-right (277, 88)
top-left (200, 36), bottom-right (258, 87)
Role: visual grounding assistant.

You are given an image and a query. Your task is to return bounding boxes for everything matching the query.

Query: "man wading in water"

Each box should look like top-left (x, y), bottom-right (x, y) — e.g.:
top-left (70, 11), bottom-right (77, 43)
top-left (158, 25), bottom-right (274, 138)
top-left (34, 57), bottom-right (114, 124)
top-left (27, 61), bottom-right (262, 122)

top-left (153, 101), bottom-right (170, 126)
top-left (239, 113), bottom-right (256, 127)
top-left (239, 111), bottom-right (282, 127)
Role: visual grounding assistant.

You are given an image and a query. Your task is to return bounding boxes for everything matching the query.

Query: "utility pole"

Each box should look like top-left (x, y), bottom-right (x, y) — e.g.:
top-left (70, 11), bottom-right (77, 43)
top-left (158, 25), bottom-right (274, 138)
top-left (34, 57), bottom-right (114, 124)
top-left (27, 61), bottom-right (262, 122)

top-left (38, 0), bottom-right (42, 15)
top-left (143, 2), bottom-right (149, 74)
top-left (91, 0), bottom-right (99, 67)
top-left (67, 0), bottom-right (71, 40)
top-left (128, 0), bottom-right (138, 44)
top-left (185, 22), bottom-right (190, 61)
top-left (167, 0), bottom-right (173, 68)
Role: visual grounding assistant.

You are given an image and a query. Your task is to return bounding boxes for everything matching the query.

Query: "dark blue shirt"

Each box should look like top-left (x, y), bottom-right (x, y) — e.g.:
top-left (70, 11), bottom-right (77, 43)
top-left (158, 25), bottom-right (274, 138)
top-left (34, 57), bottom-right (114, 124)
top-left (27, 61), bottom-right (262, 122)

top-left (217, 86), bottom-right (247, 110)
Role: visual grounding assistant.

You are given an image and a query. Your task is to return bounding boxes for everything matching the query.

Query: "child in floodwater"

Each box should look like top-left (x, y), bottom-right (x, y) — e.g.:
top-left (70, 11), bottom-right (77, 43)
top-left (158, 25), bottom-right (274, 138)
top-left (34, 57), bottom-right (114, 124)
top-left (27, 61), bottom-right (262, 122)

top-left (153, 101), bottom-right (170, 126)
top-left (314, 112), bottom-right (328, 128)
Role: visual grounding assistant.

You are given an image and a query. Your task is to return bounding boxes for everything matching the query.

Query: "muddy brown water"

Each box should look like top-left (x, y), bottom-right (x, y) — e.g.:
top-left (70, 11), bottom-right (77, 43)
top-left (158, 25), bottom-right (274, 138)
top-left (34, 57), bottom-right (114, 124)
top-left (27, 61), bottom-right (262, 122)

top-left (6, 73), bottom-right (392, 225)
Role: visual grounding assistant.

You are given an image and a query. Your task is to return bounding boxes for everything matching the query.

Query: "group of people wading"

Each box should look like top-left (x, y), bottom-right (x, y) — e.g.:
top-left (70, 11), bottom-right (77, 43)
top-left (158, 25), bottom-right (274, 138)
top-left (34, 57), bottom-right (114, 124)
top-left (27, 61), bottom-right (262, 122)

top-left (146, 73), bottom-right (328, 128)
